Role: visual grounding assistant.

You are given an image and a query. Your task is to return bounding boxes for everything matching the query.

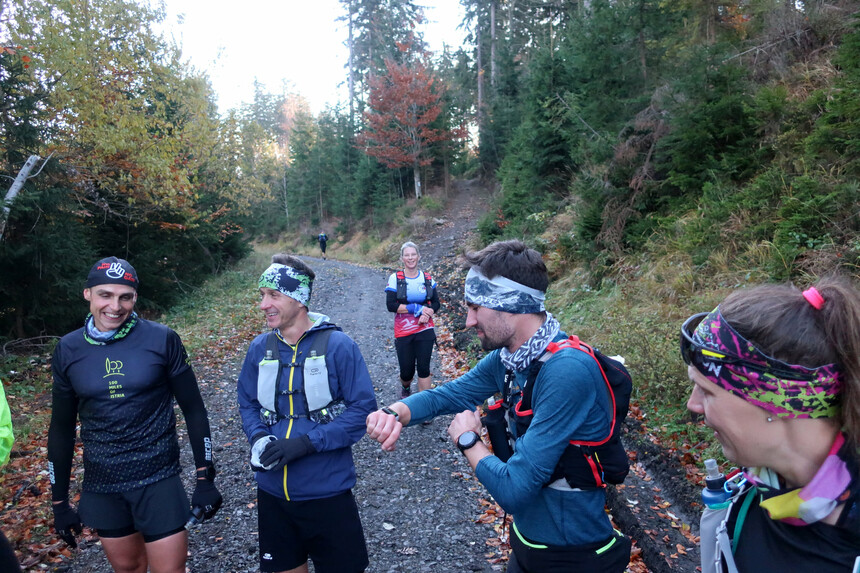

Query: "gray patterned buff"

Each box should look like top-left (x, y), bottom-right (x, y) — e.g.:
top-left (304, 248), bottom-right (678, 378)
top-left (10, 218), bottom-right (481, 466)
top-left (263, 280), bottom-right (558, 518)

top-left (500, 313), bottom-right (560, 373)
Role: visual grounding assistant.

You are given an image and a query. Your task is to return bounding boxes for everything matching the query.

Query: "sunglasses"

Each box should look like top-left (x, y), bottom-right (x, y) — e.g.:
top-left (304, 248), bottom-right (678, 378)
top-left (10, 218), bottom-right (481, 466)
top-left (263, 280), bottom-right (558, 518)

top-left (679, 312), bottom-right (816, 382)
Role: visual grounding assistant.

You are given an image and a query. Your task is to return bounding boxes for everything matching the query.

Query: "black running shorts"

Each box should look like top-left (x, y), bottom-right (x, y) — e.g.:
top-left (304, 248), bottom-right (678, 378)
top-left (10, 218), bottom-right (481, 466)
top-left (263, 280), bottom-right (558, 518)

top-left (78, 474), bottom-right (189, 542)
top-left (507, 525), bottom-right (631, 573)
top-left (394, 328), bottom-right (436, 381)
top-left (258, 488), bottom-right (368, 573)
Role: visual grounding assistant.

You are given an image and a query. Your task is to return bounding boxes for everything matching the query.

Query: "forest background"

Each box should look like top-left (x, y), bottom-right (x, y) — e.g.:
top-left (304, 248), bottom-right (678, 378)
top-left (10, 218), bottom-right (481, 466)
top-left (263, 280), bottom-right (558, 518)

top-left (1, 0), bottom-right (860, 567)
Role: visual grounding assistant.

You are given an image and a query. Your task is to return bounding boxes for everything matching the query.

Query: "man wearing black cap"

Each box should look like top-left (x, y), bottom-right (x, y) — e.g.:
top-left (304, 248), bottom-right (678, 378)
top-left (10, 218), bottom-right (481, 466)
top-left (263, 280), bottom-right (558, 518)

top-left (48, 257), bottom-right (222, 572)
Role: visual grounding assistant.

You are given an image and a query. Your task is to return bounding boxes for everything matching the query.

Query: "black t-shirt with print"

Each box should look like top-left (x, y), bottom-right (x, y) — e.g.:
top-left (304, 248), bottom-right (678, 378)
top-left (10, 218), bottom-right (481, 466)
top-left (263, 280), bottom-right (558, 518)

top-left (51, 319), bottom-right (191, 492)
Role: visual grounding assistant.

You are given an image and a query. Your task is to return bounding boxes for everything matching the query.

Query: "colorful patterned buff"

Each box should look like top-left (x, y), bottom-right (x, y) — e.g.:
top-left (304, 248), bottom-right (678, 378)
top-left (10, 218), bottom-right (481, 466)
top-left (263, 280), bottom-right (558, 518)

top-left (258, 264), bottom-right (313, 307)
top-left (746, 433), bottom-right (855, 525)
top-left (692, 306), bottom-right (842, 419)
top-left (464, 267), bottom-right (545, 314)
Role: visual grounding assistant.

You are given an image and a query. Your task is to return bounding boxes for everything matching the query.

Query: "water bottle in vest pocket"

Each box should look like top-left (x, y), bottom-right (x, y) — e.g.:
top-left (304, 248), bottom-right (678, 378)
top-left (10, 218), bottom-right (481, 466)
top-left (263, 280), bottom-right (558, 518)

top-left (257, 352), bottom-right (280, 413)
top-left (303, 351), bottom-right (333, 412)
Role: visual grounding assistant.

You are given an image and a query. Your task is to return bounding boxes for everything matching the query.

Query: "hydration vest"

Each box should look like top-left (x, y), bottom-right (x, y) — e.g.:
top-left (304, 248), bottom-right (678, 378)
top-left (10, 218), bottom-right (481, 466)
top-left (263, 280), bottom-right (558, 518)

top-left (256, 327), bottom-right (345, 425)
top-left (395, 270), bottom-right (433, 304)
top-left (502, 335), bottom-right (632, 488)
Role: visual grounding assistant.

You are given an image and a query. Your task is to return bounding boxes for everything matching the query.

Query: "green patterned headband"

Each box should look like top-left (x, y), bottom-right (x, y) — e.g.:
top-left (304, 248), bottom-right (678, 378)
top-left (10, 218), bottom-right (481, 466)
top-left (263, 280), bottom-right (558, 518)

top-left (258, 264), bottom-right (313, 307)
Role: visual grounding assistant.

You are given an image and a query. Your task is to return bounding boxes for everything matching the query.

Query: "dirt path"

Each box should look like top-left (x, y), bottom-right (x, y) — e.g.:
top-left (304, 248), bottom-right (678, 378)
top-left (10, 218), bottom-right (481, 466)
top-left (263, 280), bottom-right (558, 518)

top-left (55, 179), bottom-right (701, 573)
top-left (59, 181), bottom-right (499, 573)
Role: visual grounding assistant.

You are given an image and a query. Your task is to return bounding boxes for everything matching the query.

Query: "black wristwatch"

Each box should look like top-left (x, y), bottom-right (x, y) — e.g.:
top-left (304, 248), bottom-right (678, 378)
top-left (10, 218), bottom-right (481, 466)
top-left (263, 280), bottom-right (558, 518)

top-left (381, 407), bottom-right (400, 422)
top-left (196, 465), bottom-right (216, 481)
top-left (456, 431), bottom-right (480, 453)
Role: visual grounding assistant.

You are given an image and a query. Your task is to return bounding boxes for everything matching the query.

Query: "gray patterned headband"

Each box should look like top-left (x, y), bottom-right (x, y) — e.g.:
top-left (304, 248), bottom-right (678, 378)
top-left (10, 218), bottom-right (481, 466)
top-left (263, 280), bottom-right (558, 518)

top-left (464, 267), bottom-right (545, 314)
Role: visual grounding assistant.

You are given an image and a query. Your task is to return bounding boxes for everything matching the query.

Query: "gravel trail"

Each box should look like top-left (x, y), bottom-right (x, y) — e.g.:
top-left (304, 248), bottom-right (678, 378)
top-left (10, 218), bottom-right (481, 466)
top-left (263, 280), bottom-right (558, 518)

top-left (60, 181), bottom-right (500, 573)
top-left (56, 180), bottom-right (702, 573)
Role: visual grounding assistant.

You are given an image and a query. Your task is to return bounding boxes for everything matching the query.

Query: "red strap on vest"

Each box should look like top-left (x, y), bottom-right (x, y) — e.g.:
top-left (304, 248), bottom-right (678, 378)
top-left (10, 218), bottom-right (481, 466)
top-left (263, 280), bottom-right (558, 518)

top-left (545, 335), bottom-right (617, 447)
top-left (584, 451), bottom-right (605, 487)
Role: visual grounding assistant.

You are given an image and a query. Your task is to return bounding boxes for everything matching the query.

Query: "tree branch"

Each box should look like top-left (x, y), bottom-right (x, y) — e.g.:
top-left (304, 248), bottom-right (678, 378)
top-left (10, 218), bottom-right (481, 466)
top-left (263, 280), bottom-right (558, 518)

top-left (555, 94), bottom-right (604, 140)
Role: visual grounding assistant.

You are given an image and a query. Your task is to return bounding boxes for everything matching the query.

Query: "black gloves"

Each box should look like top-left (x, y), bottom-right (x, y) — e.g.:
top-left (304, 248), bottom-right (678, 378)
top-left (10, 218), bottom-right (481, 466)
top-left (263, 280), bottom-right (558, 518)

top-left (52, 500), bottom-right (82, 548)
top-left (258, 435), bottom-right (316, 471)
top-left (191, 476), bottom-right (223, 521)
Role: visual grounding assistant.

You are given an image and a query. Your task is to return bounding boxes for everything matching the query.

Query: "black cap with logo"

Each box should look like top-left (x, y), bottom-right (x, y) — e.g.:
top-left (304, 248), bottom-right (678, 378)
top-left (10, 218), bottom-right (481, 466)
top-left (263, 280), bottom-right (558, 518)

top-left (85, 257), bottom-right (139, 290)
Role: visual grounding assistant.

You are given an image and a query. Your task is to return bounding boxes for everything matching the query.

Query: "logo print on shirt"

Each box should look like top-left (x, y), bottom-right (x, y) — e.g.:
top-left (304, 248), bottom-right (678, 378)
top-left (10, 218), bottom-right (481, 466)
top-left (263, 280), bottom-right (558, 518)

top-left (104, 358), bottom-right (126, 398)
top-left (104, 358), bottom-right (124, 377)
top-left (106, 262), bottom-right (126, 279)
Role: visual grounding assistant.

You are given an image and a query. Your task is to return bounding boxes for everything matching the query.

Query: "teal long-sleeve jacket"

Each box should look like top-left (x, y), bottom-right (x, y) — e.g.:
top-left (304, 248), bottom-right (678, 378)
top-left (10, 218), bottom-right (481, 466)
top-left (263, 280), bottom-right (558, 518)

top-left (401, 333), bottom-right (615, 547)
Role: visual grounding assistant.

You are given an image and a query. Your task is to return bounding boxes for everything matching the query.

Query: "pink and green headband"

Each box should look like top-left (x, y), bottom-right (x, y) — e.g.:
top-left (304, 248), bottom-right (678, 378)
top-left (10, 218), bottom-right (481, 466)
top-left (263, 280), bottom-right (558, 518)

top-left (687, 306), bottom-right (842, 419)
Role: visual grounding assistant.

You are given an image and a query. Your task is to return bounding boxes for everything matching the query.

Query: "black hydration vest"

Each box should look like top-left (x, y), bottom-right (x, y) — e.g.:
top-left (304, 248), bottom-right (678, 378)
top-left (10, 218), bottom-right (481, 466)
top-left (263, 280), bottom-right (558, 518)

top-left (501, 336), bottom-right (632, 489)
top-left (395, 270), bottom-right (433, 304)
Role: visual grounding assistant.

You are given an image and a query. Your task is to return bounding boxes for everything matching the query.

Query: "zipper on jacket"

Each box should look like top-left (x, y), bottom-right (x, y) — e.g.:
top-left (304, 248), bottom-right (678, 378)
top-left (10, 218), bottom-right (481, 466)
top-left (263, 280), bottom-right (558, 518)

top-left (280, 333), bottom-right (304, 500)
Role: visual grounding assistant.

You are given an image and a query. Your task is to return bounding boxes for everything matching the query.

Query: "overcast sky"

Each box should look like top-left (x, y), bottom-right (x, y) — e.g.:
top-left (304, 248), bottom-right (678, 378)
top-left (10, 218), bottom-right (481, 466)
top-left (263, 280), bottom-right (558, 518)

top-left (160, 1), bottom-right (466, 115)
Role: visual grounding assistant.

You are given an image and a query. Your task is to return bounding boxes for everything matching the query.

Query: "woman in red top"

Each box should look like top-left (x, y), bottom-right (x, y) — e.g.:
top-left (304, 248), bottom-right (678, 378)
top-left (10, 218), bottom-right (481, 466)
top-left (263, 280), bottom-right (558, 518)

top-left (385, 242), bottom-right (441, 398)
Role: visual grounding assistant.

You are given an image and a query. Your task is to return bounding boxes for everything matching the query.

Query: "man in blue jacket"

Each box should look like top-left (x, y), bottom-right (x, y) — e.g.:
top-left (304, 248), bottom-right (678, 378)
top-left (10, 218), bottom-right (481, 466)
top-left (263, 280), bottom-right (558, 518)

top-left (367, 240), bottom-right (631, 573)
top-left (237, 254), bottom-right (376, 573)
top-left (317, 232), bottom-right (328, 259)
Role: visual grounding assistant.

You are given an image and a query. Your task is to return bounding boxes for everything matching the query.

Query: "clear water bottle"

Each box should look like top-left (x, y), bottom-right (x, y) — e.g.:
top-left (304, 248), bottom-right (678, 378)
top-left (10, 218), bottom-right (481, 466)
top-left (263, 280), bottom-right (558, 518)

top-left (701, 458), bottom-right (730, 507)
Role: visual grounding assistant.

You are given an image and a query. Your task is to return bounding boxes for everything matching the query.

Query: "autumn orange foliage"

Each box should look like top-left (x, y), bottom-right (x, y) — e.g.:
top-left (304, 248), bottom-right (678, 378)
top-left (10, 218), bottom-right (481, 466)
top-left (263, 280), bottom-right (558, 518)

top-left (357, 58), bottom-right (459, 175)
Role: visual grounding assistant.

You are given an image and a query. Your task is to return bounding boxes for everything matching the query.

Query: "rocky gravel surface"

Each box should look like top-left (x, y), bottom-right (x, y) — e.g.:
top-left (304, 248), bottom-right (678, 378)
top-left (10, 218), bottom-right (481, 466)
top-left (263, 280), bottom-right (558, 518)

top-left (55, 180), bottom-right (703, 573)
top-left (58, 182), bottom-right (499, 573)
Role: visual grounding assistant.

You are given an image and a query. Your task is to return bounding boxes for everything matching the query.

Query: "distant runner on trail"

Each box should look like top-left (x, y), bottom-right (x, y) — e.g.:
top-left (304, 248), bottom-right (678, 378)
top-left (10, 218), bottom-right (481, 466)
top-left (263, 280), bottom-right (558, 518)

top-left (317, 231), bottom-right (328, 260)
top-left (48, 256), bottom-right (221, 572)
top-left (237, 253), bottom-right (376, 573)
top-left (385, 241), bottom-right (440, 399)
top-left (367, 240), bottom-right (631, 573)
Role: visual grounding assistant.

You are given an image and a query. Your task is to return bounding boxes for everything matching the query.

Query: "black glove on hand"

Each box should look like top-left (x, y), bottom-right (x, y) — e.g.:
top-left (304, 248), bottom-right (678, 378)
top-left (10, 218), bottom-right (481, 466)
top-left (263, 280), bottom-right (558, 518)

top-left (191, 479), bottom-right (223, 520)
top-left (258, 435), bottom-right (315, 471)
top-left (53, 500), bottom-right (82, 548)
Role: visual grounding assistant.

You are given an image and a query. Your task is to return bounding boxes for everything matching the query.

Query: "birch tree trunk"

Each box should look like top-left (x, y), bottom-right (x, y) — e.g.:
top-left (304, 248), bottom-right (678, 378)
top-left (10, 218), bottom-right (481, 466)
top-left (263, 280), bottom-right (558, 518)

top-left (490, 0), bottom-right (496, 90)
top-left (413, 161), bottom-right (422, 199)
top-left (476, 23), bottom-right (484, 130)
top-left (1, 154), bottom-right (41, 241)
top-left (347, 0), bottom-right (356, 127)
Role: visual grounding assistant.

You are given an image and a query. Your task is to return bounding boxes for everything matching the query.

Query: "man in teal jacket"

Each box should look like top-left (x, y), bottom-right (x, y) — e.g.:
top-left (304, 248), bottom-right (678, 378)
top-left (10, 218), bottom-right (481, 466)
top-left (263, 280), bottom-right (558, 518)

top-left (237, 253), bottom-right (376, 573)
top-left (367, 240), bottom-right (631, 573)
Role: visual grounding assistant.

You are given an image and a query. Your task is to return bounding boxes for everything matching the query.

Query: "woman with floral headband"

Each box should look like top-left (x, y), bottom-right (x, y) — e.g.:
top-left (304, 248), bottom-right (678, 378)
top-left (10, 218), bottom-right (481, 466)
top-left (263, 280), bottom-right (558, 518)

top-left (681, 277), bottom-right (860, 573)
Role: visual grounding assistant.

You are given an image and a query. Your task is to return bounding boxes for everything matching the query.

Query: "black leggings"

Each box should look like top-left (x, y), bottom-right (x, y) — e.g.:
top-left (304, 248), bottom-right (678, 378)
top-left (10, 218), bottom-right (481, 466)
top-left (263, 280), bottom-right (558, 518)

top-left (394, 329), bottom-right (435, 382)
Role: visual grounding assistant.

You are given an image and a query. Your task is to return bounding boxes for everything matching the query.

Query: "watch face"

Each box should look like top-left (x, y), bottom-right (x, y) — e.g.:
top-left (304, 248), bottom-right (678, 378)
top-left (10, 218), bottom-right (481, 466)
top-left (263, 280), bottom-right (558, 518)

top-left (458, 431), bottom-right (478, 450)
